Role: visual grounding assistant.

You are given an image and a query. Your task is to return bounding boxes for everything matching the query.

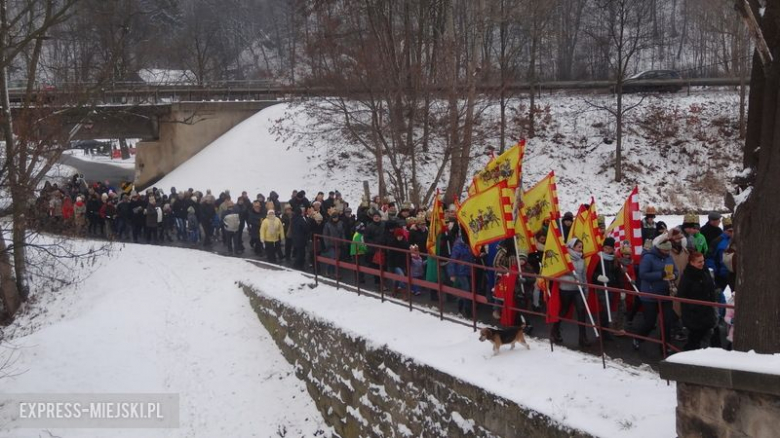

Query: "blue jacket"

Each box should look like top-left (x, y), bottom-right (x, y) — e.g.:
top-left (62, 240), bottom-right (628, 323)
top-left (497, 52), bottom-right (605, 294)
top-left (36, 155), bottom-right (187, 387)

top-left (705, 233), bottom-right (731, 280)
top-left (638, 248), bottom-right (677, 301)
top-left (447, 237), bottom-right (475, 278)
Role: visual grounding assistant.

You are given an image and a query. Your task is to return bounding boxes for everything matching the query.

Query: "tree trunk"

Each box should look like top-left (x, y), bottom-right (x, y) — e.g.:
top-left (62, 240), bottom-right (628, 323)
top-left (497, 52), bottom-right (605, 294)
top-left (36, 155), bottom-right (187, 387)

top-left (733, 0), bottom-right (780, 354)
top-left (615, 85), bottom-right (623, 182)
top-left (119, 137), bottom-right (131, 160)
top-left (0, 231), bottom-right (20, 319)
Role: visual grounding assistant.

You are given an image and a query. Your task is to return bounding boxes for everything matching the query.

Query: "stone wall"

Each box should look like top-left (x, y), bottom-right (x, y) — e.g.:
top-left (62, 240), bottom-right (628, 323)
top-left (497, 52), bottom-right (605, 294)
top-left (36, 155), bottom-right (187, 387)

top-left (660, 359), bottom-right (780, 438)
top-left (243, 284), bottom-right (593, 438)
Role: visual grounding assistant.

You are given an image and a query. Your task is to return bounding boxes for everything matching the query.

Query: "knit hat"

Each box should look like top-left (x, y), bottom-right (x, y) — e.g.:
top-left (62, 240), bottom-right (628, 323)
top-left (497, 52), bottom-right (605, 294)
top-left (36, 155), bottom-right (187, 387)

top-left (393, 228), bottom-right (405, 238)
top-left (723, 216), bottom-right (733, 230)
top-left (191, 196), bottom-right (197, 203)
top-left (655, 239), bottom-right (672, 251)
top-left (355, 222), bottom-right (366, 232)
top-left (708, 212), bottom-right (722, 221)
top-left (268, 210), bottom-right (276, 216)
top-left (562, 211), bottom-right (575, 221)
top-left (603, 237), bottom-right (616, 248)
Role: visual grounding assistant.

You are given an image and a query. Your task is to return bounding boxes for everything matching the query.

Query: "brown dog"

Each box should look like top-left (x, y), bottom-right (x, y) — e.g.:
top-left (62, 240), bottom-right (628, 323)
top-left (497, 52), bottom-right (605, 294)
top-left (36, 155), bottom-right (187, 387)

top-left (479, 326), bottom-right (530, 355)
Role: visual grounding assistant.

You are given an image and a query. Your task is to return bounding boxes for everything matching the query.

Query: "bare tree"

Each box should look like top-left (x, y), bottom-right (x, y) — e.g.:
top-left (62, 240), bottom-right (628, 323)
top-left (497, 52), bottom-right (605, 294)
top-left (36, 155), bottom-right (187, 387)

top-left (0, 0), bottom-right (80, 317)
top-left (585, 0), bottom-right (653, 182)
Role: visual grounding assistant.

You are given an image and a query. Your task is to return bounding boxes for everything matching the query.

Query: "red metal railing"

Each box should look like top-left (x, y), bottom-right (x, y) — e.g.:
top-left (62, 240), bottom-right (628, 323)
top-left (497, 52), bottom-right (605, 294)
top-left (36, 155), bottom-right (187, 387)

top-left (313, 233), bottom-right (734, 367)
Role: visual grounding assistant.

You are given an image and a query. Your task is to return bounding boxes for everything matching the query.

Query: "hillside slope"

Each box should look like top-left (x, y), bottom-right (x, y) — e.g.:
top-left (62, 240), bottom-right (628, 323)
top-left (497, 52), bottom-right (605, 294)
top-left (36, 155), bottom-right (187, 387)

top-left (157, 90), bottom-right (741, 213)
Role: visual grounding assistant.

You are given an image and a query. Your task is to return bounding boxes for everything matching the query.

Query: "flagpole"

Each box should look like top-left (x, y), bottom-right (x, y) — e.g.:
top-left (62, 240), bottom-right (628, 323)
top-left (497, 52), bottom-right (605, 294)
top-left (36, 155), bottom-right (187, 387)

top-left (511, 186), bottom-right (526, 325)
top-left (574, 276), bottom-right (600, 337)
top-left (599, 254), bottom-right (613, 323)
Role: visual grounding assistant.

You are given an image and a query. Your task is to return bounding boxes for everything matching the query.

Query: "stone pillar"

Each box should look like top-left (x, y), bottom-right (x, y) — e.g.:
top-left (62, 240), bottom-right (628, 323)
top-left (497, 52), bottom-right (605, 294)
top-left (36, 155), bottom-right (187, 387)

top-left (659, 351), bottom-right (780, 438)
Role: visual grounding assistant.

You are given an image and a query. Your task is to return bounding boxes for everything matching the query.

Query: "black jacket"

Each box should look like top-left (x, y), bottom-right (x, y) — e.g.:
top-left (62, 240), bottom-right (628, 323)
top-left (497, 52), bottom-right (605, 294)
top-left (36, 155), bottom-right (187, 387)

top-left (364, 220), bottom-right (386, 255)
top-left (387, 237), bottom-right (410, 271)
top-left (677, 265), bottom-right (718, 330)
top-left (291, 214), bottom-right (309, 247)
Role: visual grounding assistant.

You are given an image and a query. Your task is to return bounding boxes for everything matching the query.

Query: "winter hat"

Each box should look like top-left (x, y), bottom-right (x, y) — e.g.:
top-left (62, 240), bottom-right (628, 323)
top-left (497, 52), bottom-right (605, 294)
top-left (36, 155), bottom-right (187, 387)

top-left (187, 206), bottom-right (195, 214)
top-left (682, 213), bottom-right (699, 229)
top-left (268, 210), bottom-right (276, 216)
top-left (603, 237), bottom-right (616, 248)
top-left (644, 206), bottom-right (657, 216)
top-left (655, 239), bottom-right (672, 251)
top-left (191, 196), bottom-right (197, 203)
top-left (656, 221), bottom-right (668, 233)
top-left (355, 222), bottom-right (366, 232)
top-left (76, 196), bottom-right (83, 202)
top-left (562, 211), bottom-right (574, 221)
top-left (566, 237), bottom-right (580, 250)
top-left (101, 193), bottom-right (108, 201)
top-left (313, 212), bottom-right (323, 222)
top-left (708, 212), bottom-right (722, 221)
top-left (723, 216), bottom-right (733, 230)
top-left (393, 228), bottom-right (405, 238)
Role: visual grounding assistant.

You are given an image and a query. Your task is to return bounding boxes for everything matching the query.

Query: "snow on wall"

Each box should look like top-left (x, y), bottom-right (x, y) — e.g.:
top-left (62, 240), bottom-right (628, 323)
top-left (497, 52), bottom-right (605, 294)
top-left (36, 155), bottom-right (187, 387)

top-left (242, 277), bottom-right (674, 438)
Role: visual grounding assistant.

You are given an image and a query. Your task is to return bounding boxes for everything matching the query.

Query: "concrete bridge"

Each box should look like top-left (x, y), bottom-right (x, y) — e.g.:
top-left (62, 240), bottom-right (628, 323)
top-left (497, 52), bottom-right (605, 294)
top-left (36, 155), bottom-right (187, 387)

top-left (41, 100), bottom-right (279, 188)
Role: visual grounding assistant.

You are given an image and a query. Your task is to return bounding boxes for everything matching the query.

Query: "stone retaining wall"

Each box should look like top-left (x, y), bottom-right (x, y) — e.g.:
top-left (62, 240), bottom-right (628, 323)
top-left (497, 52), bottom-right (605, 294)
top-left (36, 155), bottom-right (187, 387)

top-left (242, 284), bottom-right (593, 438)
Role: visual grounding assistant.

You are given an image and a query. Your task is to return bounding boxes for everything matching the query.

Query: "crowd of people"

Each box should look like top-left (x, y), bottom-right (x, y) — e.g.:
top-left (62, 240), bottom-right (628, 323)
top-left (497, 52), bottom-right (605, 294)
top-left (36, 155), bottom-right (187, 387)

top-left (34, 176), bottom-right (736, 355)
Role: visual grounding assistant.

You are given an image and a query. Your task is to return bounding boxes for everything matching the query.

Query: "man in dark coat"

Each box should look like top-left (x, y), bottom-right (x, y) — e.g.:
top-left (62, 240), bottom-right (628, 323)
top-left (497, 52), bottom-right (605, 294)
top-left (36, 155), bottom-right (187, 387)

top-left (291, 208), bottom-right (310, 271)
top-left (699, 213), bottom-right (723, 249)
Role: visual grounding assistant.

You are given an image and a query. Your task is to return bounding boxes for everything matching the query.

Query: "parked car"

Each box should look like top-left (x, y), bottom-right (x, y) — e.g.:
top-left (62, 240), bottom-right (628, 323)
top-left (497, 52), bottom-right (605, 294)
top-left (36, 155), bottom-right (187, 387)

top-left (620, 70), bottom-right (683, 94)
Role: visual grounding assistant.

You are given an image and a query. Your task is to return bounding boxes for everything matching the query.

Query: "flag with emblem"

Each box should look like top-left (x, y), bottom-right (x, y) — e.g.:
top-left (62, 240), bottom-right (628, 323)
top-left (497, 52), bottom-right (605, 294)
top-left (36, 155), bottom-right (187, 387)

top-left (540, 215), bottom-right (574, 279)
top-left (540, 216), bottom-right (575, 323)
top-left (472, 140), bottom-right (526, 192)
top-left (605, 187), bottom-right (643, 264)
top-left (522, 171), bottom-right (560, 235)
top-left (426, 189), bottom-right (446, 255)
top-left (568, 198), bottom-right (601, 258)
top-left (456, 182), bottom-right (514, 255)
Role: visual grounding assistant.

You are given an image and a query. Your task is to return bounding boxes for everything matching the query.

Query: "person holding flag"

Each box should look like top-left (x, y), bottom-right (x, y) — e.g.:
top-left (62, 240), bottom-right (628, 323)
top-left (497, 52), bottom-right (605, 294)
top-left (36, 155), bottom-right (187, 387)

top-left (589, 237), bottom-right (623, 340)
top-left (551, 238), bottom-right (591, 347)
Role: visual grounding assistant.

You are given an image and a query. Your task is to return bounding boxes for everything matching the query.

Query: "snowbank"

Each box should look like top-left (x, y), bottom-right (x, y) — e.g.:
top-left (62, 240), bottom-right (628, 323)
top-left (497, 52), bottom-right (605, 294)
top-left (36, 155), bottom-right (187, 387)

top-left (666, 349), bottom-right (780, 376)
top-left (241, 270), bottom-right (676, 438)
top-left (0, 243), bottom-right (331, 437)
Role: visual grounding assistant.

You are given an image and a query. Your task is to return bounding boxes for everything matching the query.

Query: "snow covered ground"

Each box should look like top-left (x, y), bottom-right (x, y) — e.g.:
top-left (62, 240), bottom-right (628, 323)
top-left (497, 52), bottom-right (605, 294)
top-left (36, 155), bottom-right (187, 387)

top-left (0, 242), bottom-right (331, 437)
top-left (242, 266), bottom-right (676, 438)
top-left (157, 90), bottom-right (741, 214)
top-left (63, 148), bottom-right (136, 169)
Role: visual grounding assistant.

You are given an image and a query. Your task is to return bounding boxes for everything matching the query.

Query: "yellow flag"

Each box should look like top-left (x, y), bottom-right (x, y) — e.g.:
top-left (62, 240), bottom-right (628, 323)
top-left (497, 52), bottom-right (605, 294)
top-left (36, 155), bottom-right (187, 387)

top-left (513, 200), bottom-right (536, 254)
top-left (523, 171), bottom-right (560, 235)
top-left (473, 140), bottom-right (525, 192)
top-left (456, 182), bottom-right (514, 255)
top-left (540, 216), bottom-right (575, 278)
top-left (426, 190), bottom-right (445, 255)
top-left (568, 204), bottom-right (599, 259)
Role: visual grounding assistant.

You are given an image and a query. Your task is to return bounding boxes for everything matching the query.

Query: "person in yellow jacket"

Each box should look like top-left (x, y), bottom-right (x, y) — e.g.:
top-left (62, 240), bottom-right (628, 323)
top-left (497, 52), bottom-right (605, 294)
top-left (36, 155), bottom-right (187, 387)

top-left (260, 210), bottom-right (284, 263)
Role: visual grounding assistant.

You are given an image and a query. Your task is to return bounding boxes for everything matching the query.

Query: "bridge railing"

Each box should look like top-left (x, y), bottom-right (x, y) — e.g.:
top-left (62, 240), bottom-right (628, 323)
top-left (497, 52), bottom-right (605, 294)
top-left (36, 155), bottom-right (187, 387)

top-left (312, 233), bottom-right (734, 368)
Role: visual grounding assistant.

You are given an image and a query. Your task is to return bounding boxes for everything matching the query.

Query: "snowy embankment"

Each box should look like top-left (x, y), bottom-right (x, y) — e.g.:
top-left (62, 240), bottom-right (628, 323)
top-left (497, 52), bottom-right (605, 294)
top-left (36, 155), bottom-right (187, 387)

top-left (156, 91), bottom-right (741, 214)
top-left (241, 272), bottom-right (676, 438)
top-left (0, 242), bottom-right (331, 438)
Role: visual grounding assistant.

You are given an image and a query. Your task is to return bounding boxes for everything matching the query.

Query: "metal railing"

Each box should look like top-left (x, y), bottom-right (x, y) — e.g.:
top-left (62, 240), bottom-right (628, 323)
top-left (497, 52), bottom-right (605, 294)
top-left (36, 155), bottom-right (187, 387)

top-left (313, 233), bottom-right (734, 368)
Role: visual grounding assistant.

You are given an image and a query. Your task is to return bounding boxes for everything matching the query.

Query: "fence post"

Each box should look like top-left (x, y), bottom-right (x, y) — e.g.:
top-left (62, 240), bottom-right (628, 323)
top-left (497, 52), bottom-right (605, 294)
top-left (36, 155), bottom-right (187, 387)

top-left (471, 265), bottom-right (477, 332)
top-left (335, 241), bottom-right (340, 290)
top-left (659, 298), bottom-right (668, 359)
top-left (437, 259), bottom-right (444, 321)
top-left (379, 248), bottom-right (385, 303)
top-left (355, 252), bottom-right (361, 296)
top-left (313, 235), bottom-right (319, 287)
top-left (595, 288), bottom-right (606, 369)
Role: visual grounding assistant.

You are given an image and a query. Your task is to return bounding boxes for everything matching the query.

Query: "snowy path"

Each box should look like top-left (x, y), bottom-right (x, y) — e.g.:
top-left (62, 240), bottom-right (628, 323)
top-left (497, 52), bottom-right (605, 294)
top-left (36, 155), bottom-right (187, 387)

top-left (0, 243), bottom-right (330, 437)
